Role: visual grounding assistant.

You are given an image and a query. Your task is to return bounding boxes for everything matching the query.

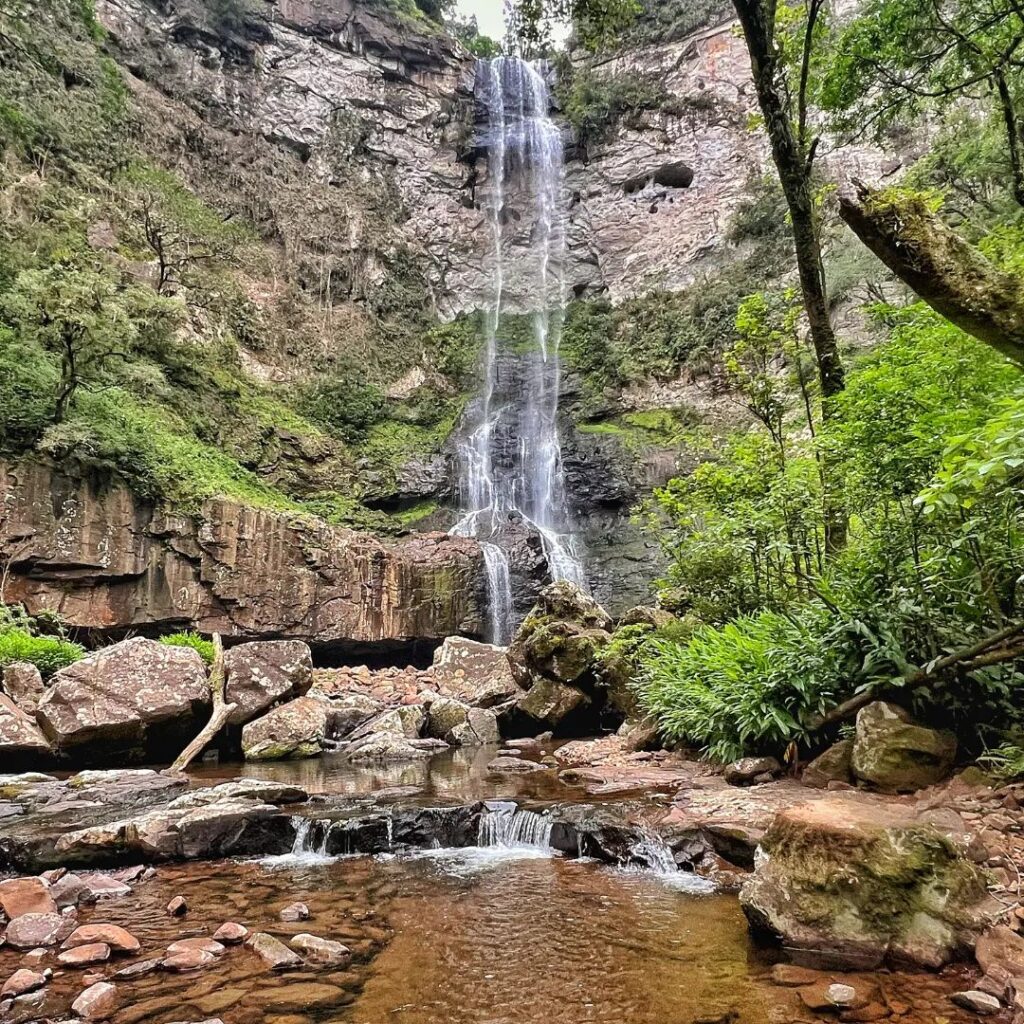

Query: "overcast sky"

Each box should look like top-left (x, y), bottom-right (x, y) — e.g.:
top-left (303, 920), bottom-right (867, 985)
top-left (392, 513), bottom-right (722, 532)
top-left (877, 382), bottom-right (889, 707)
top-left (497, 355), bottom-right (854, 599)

top-left (454, 0), bottom-right (507, 40)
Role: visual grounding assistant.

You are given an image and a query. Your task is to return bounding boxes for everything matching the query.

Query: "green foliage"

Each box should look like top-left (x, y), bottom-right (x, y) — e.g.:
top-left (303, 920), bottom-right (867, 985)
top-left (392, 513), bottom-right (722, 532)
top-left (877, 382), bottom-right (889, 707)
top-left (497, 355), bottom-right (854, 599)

top-left (0, 328), bottom-right (61, 447)
top-left (299, 377), bottom-right (386, 443)
top-left (159, 631), bottom-right (215, 665)
top-left (448, 13), bottom-right (501, 56)
top-left (0, 626), bottom-right (84, 677)
top-left (558, 69), bottom-right (667, 148)
top-left (977, 745), bottom-right (1024, 781)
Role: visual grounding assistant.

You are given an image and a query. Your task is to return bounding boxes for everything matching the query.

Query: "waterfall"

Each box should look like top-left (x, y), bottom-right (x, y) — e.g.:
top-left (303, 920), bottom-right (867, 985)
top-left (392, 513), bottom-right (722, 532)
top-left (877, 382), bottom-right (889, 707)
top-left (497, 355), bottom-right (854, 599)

top-left (261, 816), bottom-right (336, 867)
top-left (627, 833), bottom-right (679, 873)
top-left (452, 56), bottom-right (587, 644)
top-left (477, 806), bottom-right (554, 849)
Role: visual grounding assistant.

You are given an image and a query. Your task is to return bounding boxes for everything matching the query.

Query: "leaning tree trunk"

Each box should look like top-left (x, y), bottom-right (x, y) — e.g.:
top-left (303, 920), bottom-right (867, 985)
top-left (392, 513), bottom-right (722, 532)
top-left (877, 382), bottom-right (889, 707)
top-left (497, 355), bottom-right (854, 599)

top-left (839, 179), bottom-right (1024, 365)
top-left (732, 0), bottom-right (847, 551)
top-left (169, 634), bottom-right (237, 774)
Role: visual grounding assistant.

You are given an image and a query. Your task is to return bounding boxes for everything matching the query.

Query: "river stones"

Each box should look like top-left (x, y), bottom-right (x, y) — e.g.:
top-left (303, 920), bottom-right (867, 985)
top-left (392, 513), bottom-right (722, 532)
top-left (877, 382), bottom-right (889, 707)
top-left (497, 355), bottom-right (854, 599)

top-left (740, 798), bottom-right (998, 968)
top-left (167, 895), bottom-right (187, 916)
top-left (64, 924), bottom-right (140, 954)
top-left (803, 740), bottom-right (855, 789)
top-left (290, 933), bottom-right (351, 965)
top-left (213, 922), bottom-right (249, 945)
top-left (851, 702), bottom-right (956, 792)
top-left (59, 942), bottom-right (111, 966)
top-left (1, 969), bottom-right (49, 998)
top-left (224, 641), bottom-right (313, 726)
top-left (0, 878), bottom-right (57, 918)
top-left (488, 756), bottom-right (549, 773)
top-left (279, 902), bottom-right (310, 922)
top-left (4, 912), bottom-right (70, 948)
top-left (951, 990), bottom-right (1002, 1014)
top-left (723, 757), bottom-right (782, 786)
top-left (72, 981), bottom-right (118, 1020)
top-left (166, 938), bottom-right (225, 957)
top-left (163, 949), bottom-right (215, 972)
top-left (245, 932), bottom-right (303, 970)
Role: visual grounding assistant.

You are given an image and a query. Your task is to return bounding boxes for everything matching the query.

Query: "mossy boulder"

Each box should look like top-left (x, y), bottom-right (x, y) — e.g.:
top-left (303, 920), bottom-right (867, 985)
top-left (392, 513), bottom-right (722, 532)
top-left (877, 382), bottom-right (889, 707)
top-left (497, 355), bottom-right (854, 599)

top-left (803, 739), bottom-right (855, 789)
top-left (852, 702), bottom-right (956, 792)
top-left (517, 678), bottom-right (591, 731)
top-left (241, 696), bottom-right (332, 761)
top-left (740, 799), bottom-right (998, 968)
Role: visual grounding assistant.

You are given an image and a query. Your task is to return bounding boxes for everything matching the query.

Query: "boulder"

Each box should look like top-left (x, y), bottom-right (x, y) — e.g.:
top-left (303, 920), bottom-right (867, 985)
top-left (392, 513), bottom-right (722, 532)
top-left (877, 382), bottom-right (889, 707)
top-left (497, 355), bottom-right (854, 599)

top-left (4, 912), bottom-right (69, 948)
top-left (241, 696), bottom-right (331, 761)
top-left (58, 942), bottom-right (111, 966)
top-left (349, 705), bottom-right (426, 742)
top-left (522, 581), bottom-right (613, 632)
top-left (514, 621), bottom-right (610, 687)
top-left (431, 637), bottom-right (522, 707)
top-left (516, 678), bottom-right (590, 731)
top-left (425, 697), bottom-right (500, 746)
top-left (1, 968), bottom-right (48, 998)
top-left (852, 702), bottom-right (957, 792)
top-left (344, 732), bottom-right (434, 762)
top-left (213, 922), bottom-right (248, 945)
top-left (36, 638), bottom-right (209, 762)
top-left (724, 757), bottom-right (782, 786)
top-left (739, 798), bottom-right (997, 968)
top-left (951, 990), bottom-right (1002, 1014)
top-left (63, 924), bottom-right (140, 954)
top-left (166, 938), bottom-right (225, 957)
top-left (2, 663), bottom-right (46, 712)
top-left (803, 739), bottom-right (854, 789)
top-left (312, 691), bottom-right (382, 738)
top-left (224, 640), bottom-right (313, 726)
top-left (163, 949), bottom-right (215, 972)
top-left (618, 606), bottom-right (679, 629)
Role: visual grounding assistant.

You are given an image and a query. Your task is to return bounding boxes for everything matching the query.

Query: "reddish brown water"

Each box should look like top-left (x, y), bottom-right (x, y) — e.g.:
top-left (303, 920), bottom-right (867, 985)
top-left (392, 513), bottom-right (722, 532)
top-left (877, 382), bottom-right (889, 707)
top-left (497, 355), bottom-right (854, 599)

top-left (1, 848), bottom-right (983, 1024)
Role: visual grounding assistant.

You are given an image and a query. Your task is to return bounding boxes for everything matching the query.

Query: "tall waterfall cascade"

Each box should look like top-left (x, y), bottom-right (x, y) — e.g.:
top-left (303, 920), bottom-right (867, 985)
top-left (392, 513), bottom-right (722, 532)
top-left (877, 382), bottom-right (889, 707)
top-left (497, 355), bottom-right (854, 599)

top-left (451, 57), bottom-right (588, 644)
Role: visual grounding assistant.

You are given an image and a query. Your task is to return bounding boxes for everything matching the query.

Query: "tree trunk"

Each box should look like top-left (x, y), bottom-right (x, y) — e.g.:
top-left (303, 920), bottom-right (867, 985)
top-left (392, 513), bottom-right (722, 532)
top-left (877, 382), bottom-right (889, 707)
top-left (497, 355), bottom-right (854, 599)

top-left (839, 180), bottom-right (1024, 365)
top-left (169, 634), bottom-right (237, 774)
top-left (731, 0), bottom-right (847, 551)
top-left (994, 69), bottom-right (1024, 210)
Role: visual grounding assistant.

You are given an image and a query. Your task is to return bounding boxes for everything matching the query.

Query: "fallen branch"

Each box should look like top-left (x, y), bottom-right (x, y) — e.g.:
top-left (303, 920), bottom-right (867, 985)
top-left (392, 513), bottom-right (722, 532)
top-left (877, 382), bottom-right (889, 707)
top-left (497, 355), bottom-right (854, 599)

top-left (809, 621), bottom-right (1024, 731)
top-left (838, 179), bottom-right (1024, 365)
top-left (169, 634), bottom-right (236, 774)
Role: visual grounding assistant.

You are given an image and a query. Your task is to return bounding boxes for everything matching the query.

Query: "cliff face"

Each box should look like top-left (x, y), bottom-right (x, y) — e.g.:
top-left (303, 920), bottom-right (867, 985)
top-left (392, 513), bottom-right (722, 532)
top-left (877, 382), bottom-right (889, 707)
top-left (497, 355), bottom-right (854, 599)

top-left (0, 461), bottom-right (483, 651)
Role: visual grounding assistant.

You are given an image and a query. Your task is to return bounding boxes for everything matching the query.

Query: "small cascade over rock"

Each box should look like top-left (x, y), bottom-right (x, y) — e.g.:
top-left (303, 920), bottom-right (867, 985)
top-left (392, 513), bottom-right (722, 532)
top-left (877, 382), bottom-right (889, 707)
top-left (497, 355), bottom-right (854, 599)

top-left (452, 56), bottom-right (587, 644)
top-left (263, 816), bottom-right (338, 867)
top-left (477, 803), bottom-right (554, 849)
top-left (627, 833), bottom-right (678, 873)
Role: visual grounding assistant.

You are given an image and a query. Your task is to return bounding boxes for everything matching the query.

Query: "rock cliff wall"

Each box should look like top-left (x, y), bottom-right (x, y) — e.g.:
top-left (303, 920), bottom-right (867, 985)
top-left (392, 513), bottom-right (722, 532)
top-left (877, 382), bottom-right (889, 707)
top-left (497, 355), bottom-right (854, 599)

top-left (0, 461), bottom-right (483, 652)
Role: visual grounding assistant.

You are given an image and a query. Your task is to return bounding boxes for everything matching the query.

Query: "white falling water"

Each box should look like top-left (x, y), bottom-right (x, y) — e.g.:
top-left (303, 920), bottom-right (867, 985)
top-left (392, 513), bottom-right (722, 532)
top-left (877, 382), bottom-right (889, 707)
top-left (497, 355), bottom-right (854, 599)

top-left (451, 56), bottom-right (587, 644)
top-left (260, 816), bottom-right (336, 868)
top-left (477, 806), bottom-right (554, 849)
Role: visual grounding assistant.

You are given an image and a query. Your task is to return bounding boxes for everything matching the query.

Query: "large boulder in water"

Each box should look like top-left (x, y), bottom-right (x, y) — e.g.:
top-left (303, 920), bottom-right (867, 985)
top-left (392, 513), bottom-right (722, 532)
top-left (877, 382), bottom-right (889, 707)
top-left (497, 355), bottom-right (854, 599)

top-left (424, 696), bottom-right (500, 746)
top-left (36, 638), bottom-right (209, 763)
top-left (224, 640), bottom-right (313, 726)
top-left (431, 637), bottom-right (522, 707)
top-left (852, 702), bottom-right (956, 792)
top-left (241, 696), bottom-right (333, 761)
top-left (739, 798), bottom-right (997, 968)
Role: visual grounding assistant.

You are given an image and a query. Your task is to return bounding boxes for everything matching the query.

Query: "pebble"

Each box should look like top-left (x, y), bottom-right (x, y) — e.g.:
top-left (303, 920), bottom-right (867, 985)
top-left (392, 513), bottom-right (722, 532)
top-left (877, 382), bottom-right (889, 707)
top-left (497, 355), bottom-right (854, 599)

top-left (166, 895), bottom-right (187, 917)
top-left (279, 902), bottom-right (310, 922)
top-left (166, 937), bottom-right (225, 957)
top-left (246, 931), bottom-right (303, 970)
top-left (71, 981), bottom-right (118, 1021)
top-left (289, 933), bottom-right (351, 965)
top-left (769, 964), bottom-right (820, 987)
top-left (826, 983), bottom-right (858, 1008)
top-left (162, 949), bottom-right (215, 972)
top-left (112, 958), bottom-right (162, 979)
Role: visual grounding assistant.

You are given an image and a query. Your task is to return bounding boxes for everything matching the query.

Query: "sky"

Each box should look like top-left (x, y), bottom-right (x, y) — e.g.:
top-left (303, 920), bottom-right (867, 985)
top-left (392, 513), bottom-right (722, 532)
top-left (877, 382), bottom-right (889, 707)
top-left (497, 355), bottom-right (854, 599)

top-left (454, 0), bottom-right (507, 40)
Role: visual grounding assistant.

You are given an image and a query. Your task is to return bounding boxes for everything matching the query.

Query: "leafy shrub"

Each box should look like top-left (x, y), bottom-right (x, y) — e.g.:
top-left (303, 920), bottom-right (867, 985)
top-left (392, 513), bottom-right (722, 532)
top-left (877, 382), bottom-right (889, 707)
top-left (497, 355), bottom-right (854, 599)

top-left (0, 627), bottom-right (84, 677)
top-left (299, 377), bottom-right (386, 443)
top-left (559, 70), bottom-right (668, 148)
top-left (159, 631), bottom-right (214, 665)
top-left (977, 745), bottom-right (1024, 781)
top-left (0, 330), bottom-right (60, 446)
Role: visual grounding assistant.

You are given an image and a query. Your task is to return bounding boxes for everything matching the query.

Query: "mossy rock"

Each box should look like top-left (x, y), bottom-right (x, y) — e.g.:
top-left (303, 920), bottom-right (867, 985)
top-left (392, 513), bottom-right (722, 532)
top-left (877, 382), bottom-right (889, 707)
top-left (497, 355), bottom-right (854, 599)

top-left (852, 702), bottom-right (956, 793)
top-left (739, 798), bottom-right (997, 968)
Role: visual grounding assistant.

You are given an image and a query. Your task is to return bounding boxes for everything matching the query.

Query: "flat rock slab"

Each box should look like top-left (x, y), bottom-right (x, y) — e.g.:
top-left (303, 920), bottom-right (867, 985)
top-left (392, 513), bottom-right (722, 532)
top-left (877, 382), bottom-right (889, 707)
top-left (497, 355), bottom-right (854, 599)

top-left (0, 878), bottom-right (57, 918)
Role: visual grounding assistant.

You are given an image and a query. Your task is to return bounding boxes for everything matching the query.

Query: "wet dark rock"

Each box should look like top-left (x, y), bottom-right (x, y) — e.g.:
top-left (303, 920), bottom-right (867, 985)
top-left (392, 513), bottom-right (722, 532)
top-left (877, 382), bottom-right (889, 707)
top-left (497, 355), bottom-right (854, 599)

top-left (224, 640), bottom-right (313, 726)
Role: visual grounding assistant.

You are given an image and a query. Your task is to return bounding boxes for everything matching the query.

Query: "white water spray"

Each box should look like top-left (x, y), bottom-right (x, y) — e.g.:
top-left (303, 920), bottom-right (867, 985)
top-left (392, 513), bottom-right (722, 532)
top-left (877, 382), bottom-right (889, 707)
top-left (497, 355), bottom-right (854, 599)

top-left (477, 806), bottom-right (554, 849)
top-left (452, 56), bottom-right (587, 644)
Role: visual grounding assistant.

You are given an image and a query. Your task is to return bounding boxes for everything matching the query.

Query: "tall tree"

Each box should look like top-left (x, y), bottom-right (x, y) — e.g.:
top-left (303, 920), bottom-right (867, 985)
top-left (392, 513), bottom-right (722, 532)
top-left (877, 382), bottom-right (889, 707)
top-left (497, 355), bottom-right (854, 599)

top-left (819, 0), bottom-right (1024, 208)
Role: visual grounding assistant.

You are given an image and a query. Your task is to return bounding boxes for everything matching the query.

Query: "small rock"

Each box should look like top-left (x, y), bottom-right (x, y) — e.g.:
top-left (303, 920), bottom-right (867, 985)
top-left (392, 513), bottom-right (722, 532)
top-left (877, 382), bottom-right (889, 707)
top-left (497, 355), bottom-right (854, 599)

top-left (77, 875), bottom-right (132, 900)
top-left (487, 756), bottom-right (548, 773)
top-left (162, 949), bottom-right (215, 972)
top-left (22, 948), bottom-right (48, 965)
top-left (213, 922), bottom-right (248, 945)
top-left (166, 938), bottom-right (224, 957)
top-left (1, 968), bottom-right (47, 998)
top-left (72, 981), bottom-right (118, 1021)
top-left (113, 958), bottom-right (161, 979)
top-left (289, 933), bottom-right (351, 965)
top-left (246, 931), bottom-right (303, 970)
top-left (58, 942), bottom-right (111, 966)
top-left (63, 924), bottom-right (140, 954)
top-left (279, 902), bottom-right (310, 922)
top-left (951, 990), bottom-right (1002, 1014)
top-left (166, 895), bottom-right (187, 917)
top-left (826, 983), bottom-right (857, 1008)
top-left (723, 757), bottom-right (781, 786)
top-left (769, 964), bottom-right (821, 987)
